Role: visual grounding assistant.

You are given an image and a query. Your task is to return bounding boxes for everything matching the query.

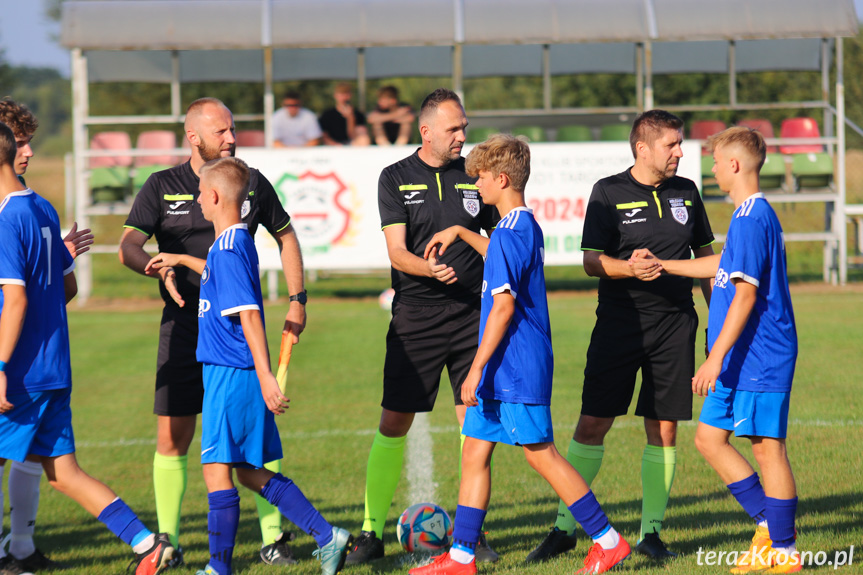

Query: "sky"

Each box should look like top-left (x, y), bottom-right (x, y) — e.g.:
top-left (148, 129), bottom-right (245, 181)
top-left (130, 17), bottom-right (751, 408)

top-left (3, 0), bottom-right (863, 79)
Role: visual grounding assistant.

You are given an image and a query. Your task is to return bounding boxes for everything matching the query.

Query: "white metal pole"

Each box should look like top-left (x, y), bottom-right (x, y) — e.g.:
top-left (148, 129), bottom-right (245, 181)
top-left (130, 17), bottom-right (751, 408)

top-left (71, 48), bottom-right (92, 305)
top-left (837, 37), bottom-right (847, 284)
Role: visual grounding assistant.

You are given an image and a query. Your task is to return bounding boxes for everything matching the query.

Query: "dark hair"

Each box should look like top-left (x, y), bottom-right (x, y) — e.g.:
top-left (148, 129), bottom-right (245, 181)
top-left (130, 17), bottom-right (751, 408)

top-left (419, 89), bottom-right (463, 124)
top-left (283, 90), bottom-right (302, 102)
top-left (0, 122), bottom-right (17, 166)
top-left (0, 98), bottom-right (39, 138)
top-left (378, 85), bottom-right (399, 100)
top-left (629, 109), bottom-right (684, 158)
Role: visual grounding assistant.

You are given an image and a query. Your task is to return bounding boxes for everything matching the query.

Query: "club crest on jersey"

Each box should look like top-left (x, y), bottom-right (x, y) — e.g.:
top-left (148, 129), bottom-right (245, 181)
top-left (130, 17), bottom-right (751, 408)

top-left (201, 265), bottom-right (210, 284)
top-left (241, 200), bottom-right (251, 219)
top-left (463, 198), bottom-right (480, 217)
top-left (668, 198), bottom-right (688, 225)
top-left (460, 188), bottom-right (481, 217)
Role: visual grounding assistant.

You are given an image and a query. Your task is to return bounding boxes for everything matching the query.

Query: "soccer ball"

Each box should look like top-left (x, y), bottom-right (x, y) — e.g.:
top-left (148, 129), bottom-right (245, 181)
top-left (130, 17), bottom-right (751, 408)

top-left (396, 502), bottom-right (453, 552)
top-left (378, 288), bottom-right (395, 311)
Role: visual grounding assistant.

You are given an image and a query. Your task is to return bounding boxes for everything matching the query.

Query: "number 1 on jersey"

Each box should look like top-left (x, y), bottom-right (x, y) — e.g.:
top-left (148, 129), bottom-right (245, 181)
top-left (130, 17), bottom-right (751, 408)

top-left (41, 226), bottom-right (52, 285)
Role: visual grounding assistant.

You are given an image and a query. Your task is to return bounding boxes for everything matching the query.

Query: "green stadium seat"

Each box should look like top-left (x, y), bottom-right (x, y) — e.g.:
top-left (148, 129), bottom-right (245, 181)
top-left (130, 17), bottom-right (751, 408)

top-left (132, 164), bottom-right (173, 196)
top-left (599, 123), bottom-right (631, 141)
top-left (511, 126), bottom-right (546, 142)
top-left (792, 152), bottom-right (834, 190)
top-left (90, 131), bottom-right (132, 203)
top-left (556, 125), bottom-right (592, 142)
top-left (759, 153), bottom-right (787, 190)
top-left (700, 155), bottom-right (719, 194)
top-left (466, 126), bottom-right (498, 144)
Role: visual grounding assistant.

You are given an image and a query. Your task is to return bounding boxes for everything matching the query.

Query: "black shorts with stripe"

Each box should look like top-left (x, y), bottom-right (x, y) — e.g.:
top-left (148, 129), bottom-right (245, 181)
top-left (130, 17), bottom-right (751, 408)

top-left (581, 303), bottom-right (698, 421)
top-left (382, 298), bottom-right (480, 413)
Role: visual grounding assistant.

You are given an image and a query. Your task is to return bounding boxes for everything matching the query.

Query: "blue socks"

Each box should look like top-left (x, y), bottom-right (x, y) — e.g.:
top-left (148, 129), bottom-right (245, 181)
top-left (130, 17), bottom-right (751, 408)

top-left (727, 473), bottom-right (767, 523)
top-left (261, 474), bottom-right (332, 548)
top-left (765, 496), bottom-right (797, 548)
top-left (452, 505), bottom-right (487, 553)
top-left (97, 498), bottom-right (150, 547)
top-left (567, 491), bottom-right (610, 539)
top-left (207, 488), bottom-right (240, 575)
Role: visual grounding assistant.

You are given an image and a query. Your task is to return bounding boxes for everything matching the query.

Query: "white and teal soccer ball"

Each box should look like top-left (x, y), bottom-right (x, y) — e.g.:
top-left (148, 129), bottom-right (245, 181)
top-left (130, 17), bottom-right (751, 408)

top-left (397, 502), bottom-right (453, 552)
top-left (378, 288), bottom-right (395, 311)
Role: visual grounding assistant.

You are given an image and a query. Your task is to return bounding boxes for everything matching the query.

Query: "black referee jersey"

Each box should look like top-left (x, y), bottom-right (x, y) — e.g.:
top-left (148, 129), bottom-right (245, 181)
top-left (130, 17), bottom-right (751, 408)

top-left (581, 169), bottom-right (714, 312)
top-left (379, 150), bottom-right (499, 305)
top-left (124, 161), bottom-right (291, 312)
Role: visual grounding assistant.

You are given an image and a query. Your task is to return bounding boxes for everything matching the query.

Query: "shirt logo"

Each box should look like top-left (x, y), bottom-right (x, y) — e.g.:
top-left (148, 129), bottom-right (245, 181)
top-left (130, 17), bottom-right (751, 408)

top-left (714, 267), bottom-right (729, 289)
top-left (201, 265), bottom-right (210, 284)
top-left (168, 201), bottom-right (186, 210)
top-left (198, 298), bottom-right (211, 318)
top-left (241, 200), bottom-right (251, 219)
top-left (671, 206), bottom-right (689, 225)
top-left (625, 208), bottom-right (642, 217)
top-left (463, 198), bottom-right (480, 217)
top-left (404, 191), bottom-right (421, 200)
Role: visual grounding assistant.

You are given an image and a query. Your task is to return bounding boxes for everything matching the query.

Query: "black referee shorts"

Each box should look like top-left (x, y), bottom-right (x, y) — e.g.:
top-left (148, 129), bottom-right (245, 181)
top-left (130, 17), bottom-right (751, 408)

top-left (581, 303), bottom-right (698, 421)
top-left (154, 306), bottom-right (204, 417)
top-left (382, 298), bottom-right (481, 413)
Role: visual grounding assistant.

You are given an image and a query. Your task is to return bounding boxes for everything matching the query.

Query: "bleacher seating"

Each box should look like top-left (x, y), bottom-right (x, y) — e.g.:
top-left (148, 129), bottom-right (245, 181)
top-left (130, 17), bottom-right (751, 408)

top-left (236, 130), bottom-right (265, 147)
top-left (737, 118), bottom-right (778, 153)
top-left (690, 120), bottom-right (727, 154)
top-left (599, 123), bottom-right (630, 141)
top-left (779, 117), bottom-right (824, 154)
top-left (89, 131), bottom-right (132, 203)
top-left (133, 130), bottom-right (178, 193)
top-left (511, 126), bottom-right (546, 142)
top-left (556, 125), bottom-right (592, 142)
top-left (760, 153), bottom-right (787, 190)
top-left (780, 117), bottom-right (833, 190)
top-left (466, 126), bottom-right (497, 144)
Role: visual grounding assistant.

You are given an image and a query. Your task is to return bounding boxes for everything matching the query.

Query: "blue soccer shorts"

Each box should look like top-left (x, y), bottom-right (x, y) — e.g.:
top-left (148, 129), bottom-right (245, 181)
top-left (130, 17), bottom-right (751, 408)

top-left (698, 378), bottom-right (791, 439)
top-left (0, 388), bottom-right (76, 462)
top-left (462, 397), bottom-right (554, 446)
top-left (201, 364), bottom-right (283, 468)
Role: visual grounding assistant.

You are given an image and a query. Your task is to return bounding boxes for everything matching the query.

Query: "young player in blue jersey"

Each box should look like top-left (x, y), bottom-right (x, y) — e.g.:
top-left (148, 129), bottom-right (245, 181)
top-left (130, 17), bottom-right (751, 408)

top-left (145, 157), bottom-right (351, 575)
top-left (0, 122), bottom-right (175, 574)
top-left (410, 135), bottom-right (630, 575)
top-left (630, 126), bottom-right (801, 573)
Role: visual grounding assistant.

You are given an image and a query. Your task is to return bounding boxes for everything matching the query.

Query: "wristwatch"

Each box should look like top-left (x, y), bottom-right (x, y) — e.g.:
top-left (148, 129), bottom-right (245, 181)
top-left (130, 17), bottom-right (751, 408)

top-left (289, 290), bottom-right (308, 305)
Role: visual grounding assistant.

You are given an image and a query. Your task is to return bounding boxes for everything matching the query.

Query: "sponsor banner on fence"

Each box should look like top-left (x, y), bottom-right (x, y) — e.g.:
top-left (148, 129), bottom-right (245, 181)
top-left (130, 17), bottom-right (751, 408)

top-left (241, 142), bottom-right (701, 271)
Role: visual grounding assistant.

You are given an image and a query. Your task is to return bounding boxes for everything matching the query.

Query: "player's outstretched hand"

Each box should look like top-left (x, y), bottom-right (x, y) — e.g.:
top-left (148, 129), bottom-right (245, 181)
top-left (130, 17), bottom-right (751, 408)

top-left (692, 356), bottom-right (721, 397)
top-left (260, 373), bottom-right (290, 415)
top-left (629, 248), bottom-right (663, 281)
top-left (0, 372), bottom-right (14, 414)
top-left (145, 252), bottom-right (184, 274)
top-left (461, 369), bottom-right (481, 407)
top-left (424, 226), bottom-right (462, 258)
top-left (64, 222), bottom-right (94, 259)
top-left (425, 246), bottom-right (457, 285)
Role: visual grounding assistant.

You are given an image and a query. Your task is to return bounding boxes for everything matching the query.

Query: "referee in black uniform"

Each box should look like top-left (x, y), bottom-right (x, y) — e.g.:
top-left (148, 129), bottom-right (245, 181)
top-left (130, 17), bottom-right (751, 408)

top-left (118, 98), bottom-right (306, 567)
top-left (528, 110), bottom-right (714, 563)
top-left (346, 89), bottom-right (499, 565)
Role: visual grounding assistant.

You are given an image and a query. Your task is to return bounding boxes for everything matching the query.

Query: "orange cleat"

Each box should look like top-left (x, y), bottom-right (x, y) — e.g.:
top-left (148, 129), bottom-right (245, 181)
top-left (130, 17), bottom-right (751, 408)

top-left (576, 536), bottom-right (631, 574)
top-left (731, 525), bottom-right (773, 573)
top-left (408, 552), bottom-right (477, 575)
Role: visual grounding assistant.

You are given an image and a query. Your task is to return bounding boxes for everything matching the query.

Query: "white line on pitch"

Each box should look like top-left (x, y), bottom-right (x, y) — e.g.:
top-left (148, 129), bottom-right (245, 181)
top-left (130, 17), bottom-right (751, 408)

top-left (406, 412), bottom-right (436, 504)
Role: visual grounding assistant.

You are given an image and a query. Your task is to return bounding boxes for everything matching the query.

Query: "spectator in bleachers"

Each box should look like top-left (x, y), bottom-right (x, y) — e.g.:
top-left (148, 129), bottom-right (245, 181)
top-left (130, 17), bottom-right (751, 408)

top-left (319, 83), bottom-right (371, 146)
top-left (367, 86), bottom-right (414, 146)
top-left (272, 91), bottom-right (322, 147)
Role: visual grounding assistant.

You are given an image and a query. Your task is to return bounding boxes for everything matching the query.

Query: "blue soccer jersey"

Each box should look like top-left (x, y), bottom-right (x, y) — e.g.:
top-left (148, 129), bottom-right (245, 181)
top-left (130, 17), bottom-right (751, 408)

top-left (196, 224), bottom-right (264, 368)
top-left (478, 207), bottom-right (553, 405)
top-left (709, 193), bottom-right (797, 392)
top-left (0, 190), bottom-right (74, 394)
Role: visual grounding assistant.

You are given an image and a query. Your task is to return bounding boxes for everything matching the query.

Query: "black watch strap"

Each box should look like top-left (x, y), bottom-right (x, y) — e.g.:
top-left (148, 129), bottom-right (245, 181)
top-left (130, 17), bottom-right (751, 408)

top-left (289, 290), bottom-right (308, 305)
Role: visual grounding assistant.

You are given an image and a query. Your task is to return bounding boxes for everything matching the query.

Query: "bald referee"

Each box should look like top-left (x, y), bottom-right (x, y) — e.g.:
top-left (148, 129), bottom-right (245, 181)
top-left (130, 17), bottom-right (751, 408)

top-left (119, 98), bottom-right (306, 567)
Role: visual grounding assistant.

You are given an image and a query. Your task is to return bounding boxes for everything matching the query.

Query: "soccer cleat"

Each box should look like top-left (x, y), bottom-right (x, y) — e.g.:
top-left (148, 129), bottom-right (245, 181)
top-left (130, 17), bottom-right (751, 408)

top-left (164, 546), bottom-right (184, 569)
top-left (764, 551), bottom-right (802, 573)
top-left (312, 526), bottom-right (352, 575)
top-left (634, 530), bottom-right (677, 560)
top-left (730, 526), bottom-right (772, 573)
top-left (260, 531), bottom-right (297, 565)
top-left (344, 530), bottom-right (384, 564)
top-left (13, 548), bottom-right (63, 572)
top-left (576, 536), bottom-right (631, 574)
top-left (474, 533), bottom-right (499, 563)
top-left (194, 566), bottom-right (220, 575)
top-left (0, 555), bottom-right (33, 575)
top-left (408, 552), bottom-right (477, 575)
top-left (525, 527), bottom-right (578, 563)
top-left (128, 533), bottom-right (175, 575)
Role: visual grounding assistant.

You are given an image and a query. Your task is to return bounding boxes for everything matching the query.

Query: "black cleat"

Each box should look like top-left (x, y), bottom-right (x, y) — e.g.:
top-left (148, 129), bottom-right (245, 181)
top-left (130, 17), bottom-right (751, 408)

top-left (15, 548), bottom-right (64, 572)
top-left (260, 532), bottom-right (297, 565)
top-left (634, 531), bottom-right (677, 560)
top-left (525, 527), bottom-right (578, 563)
top-left (344, 530), bottom-right (384, 565)
top-left (164, 546), bottom-right (184, 569)
top-left (474, 533), bottom-right (499, 563)
top-left (0, 555), bottom-right (31, 575)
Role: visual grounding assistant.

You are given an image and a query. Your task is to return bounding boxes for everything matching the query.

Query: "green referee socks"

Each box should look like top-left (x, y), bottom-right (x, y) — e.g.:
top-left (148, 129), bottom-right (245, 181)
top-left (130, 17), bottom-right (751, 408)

top-left (554, 440), bottom-right (605, 535)
top-left (641, 444), bottom-right (676, 539)
top-left (255, 459), bottom-right (284, 546)
top-left (153, 452), bottom-right (187, 548)
top-left (361, 431), bottom-right (406, 536)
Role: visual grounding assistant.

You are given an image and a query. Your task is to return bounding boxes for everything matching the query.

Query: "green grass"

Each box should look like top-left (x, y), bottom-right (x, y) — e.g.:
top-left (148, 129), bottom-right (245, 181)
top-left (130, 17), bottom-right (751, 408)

top-left (4, 290), bottom-right (862, 574)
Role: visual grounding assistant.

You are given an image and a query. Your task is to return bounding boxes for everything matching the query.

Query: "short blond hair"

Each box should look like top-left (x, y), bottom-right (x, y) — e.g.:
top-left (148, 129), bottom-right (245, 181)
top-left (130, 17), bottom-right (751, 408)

top-left (708, 126), bottom-right (766, 171)
top-left (465, 134), bottom-right (531, 192)
top-left (200, 157), bottom-right (250, 207)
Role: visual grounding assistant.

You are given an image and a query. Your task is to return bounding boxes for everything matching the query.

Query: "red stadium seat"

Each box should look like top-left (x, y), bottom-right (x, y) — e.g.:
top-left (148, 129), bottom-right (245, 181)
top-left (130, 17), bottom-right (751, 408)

top-left (135, 130), bottom-right (178, 166)
top-left (236, 129), bottom-right (265, 147)
top-left (737, 119), bottom-right (778, 153)
top-left (689, 120), bottom-right (727, 155)
top-left (89, 132), bottom-right (132, 202)
top-left (779, 117), bottom-right (824, 154)
top-left (89, 131), bottom-right (132, 168)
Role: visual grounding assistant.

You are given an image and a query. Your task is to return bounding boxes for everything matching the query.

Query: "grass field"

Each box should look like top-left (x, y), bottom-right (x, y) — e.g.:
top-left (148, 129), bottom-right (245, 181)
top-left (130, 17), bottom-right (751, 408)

top-left (3, 287), bottom-right (860, 574)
